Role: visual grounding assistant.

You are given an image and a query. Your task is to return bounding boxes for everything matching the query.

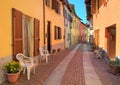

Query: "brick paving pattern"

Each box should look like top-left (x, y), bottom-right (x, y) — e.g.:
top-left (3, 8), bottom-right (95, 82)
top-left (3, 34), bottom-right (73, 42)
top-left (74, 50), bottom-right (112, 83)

top-left (83, 44), bottom-right (102, 85)
top-left (90, 52), bottom-right (120, 85)
top-left (2, 44), bottom-right (120, 85)
top-left (61, 44), bottom-right (85, 85)
top-left (1, 46), bottom-right (74, 85)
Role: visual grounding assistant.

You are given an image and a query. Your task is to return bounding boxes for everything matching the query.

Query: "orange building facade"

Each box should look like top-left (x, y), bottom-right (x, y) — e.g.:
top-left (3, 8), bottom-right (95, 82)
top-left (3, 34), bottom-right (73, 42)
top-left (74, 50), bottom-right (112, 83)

top-left (0, 0), bottom-right (81, 83)
top-left (86, 0), bottom-right (120, 58)
top-left (44, 0), bottom-right (64, 53)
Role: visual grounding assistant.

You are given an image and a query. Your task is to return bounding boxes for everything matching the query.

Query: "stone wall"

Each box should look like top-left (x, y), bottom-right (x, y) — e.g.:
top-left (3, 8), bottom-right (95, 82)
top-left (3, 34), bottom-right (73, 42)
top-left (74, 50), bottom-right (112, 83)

top-left (0, 56), bottom-right (12, 84)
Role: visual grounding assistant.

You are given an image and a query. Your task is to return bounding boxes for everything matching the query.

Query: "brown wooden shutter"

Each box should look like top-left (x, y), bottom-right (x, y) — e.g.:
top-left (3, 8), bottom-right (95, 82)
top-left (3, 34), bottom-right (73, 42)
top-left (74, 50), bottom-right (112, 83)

top-left (52, 0), bottom-right (56, 9)
top-left (58, 27), bottom-right (61, 39)
top-left (12, 8), bottom-right (23, 60)
top-left (58, 2), bottom-right (60, 14)
top-left (99, 0), bottom-right (102, 8)
top-left (91, 0), bottom-right (96, 14)
top-left (54, 26), bottom-right (57, 40)
top-left (46, 0), bottom-right (50, 7)
top-left (55, 1), bottom-right (59, 13)
top-left (59, 28), bottom-right (62, 39)
top-left (48, 0), bottom-right (50, 7)
top-left (34, 18), bottom-right (40, 56)
top-left (63, 7), bottom-right (65, 17)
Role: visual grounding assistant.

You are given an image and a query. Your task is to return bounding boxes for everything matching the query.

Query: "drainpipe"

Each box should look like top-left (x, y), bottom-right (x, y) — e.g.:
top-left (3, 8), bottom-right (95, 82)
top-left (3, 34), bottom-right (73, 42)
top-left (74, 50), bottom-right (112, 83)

top-left (43, 0), bottom-right (46, 48)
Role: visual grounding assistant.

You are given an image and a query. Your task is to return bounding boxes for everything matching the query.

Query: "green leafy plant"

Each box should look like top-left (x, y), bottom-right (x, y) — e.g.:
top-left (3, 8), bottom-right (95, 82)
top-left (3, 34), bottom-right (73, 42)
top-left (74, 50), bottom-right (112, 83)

top-left (110, 58), bottom-right (120, 67)
top-left (3, 61), bottom-right (21, 73)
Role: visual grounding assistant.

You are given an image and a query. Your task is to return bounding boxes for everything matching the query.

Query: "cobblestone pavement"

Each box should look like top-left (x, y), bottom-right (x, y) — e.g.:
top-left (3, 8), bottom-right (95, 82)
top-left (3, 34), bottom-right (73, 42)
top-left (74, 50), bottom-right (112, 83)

top-left (1, 46), bottom-right (74, 85)
top-left (90, 51), bottom-right (120, 85)
top-left (43, 44), bottom-right (80, 85)
top-left (61, 44), bottom-right (85, 85)
top-left (86, 43), bottom-right (120, 85)
top-left (2, 43), bottom-right (120, 85)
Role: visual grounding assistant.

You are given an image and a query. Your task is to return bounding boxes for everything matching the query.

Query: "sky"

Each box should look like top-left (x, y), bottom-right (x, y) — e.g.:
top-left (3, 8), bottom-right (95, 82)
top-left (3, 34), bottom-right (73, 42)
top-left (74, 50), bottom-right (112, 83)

top-left (68, 0), bottom-right (87, 24)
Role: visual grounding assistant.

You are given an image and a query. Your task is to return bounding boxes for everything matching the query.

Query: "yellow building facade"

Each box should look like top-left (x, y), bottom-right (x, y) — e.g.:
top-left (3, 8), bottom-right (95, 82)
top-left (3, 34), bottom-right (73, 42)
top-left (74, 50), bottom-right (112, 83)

top-left (0, 0), bottom-right (65, 83)
top-left (0, 0), bottom-right (44, 83)
top-left (0, 0), bottom-right (44, 57)
top-left (70, 5), bottom-right (80, 46)
top-left (71, 16), bottom-right (80, 45)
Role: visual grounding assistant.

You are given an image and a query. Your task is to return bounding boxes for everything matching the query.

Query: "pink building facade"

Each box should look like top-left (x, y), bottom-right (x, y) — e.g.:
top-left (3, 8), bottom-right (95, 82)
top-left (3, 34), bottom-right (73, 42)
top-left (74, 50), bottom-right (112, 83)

top-left (79, 22), bottom-right (87, 43)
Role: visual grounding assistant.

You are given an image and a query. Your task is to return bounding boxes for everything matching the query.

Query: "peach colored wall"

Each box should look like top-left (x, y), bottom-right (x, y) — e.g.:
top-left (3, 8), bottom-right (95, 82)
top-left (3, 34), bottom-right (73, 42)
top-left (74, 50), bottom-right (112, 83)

top-left (0, 0), bottom-right (43, 58)
top-left (45, 1), bottom-right (64, 50)
top-left (93, 0), bottom-right (120, 56)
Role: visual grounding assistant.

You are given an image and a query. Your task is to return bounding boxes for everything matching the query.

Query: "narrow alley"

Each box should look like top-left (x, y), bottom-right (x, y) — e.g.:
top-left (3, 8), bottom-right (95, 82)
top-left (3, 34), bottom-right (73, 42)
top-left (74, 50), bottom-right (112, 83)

top-left (2, 43), bottom-right (120, 85)
top-left (1, 0), bottom-right (120, 85)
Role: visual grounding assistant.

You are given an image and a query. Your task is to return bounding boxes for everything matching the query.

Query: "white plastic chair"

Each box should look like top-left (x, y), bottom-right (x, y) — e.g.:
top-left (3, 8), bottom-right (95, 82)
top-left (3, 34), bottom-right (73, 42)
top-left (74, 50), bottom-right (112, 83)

top-left (39, 48), bottom-right (50, 63)
top-left (16, 53), bottom-right (35, 80)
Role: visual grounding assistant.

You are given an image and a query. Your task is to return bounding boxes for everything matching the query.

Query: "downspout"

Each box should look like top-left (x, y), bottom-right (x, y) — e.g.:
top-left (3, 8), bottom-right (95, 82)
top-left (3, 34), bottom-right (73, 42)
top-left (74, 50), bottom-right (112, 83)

top-left (43, 0), bottom-right (46, 48)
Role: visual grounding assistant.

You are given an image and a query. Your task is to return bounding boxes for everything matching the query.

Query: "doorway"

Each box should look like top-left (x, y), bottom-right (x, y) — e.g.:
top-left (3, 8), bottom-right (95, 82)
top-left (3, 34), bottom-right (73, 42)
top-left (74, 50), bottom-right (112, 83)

top-left (94, 29), bottom-right (99, 48)
top-left (106, 24), bottom-right (116, 58)
top-left (22, 15), bottom-right (31, 56)
top-left (12, 8), bottom-right (40, 59)
top-left (47, 21), bottom-right (51, 53)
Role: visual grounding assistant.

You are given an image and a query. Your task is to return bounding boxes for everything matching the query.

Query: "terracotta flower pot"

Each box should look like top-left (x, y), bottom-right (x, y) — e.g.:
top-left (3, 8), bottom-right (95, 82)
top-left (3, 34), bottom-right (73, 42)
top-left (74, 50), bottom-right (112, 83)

top-left (6, 71), bottom-right (20, 83)
top-left (110, 65), bottom-right (120, 74)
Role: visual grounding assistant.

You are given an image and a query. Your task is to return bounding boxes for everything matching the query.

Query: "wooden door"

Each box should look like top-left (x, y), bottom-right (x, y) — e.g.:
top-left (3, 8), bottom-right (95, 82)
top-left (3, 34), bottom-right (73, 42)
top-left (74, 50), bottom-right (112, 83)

top-left (107, 27), bottom-right (116, 58)
top-left (12, 8), bottom-right (23, 60)
top-left (47, 21), bottom-right (51, 53)
top-left (34, 18), bottom-right (40, 56)
top-left (94, 29), bottom-right (99, 48)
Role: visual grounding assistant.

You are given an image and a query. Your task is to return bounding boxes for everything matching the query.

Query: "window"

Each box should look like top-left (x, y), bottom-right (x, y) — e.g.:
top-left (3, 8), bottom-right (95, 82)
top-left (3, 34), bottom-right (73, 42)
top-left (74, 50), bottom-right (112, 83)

top-left (63, 7), bottom-right (65, 17)
top-left (91, 0), bottom-right (96, 14)
top-left (54, 26), bottom-right (58, 40)
top-left (67, 33), bottom-right (71, 41)
top-left (98, 0), bottom-right (102, 8)
top-left (46, 0), bottom-right (50, 7)
top-left (52, 0), bottom-right (61, 14)
top-left (64, 18), bottom-right (68, 26)
top-left (12, 8), bottom-right (40, 58)
top-left (68, 14), bottom-right (72, 22)
top-left (91, 0), bottom-right (108, 14)
top-left (63, 8), bottom-right (67, 18)
top-left (52, 0), bottom-right (56, 9)
top-left (96, 0), bottom-right (99, 13)
top-left (57, 2), bottom-right (61, 14)
top-left (54, 26), bottom-right (62, 40)
top-left (58, 27), bottom-right (62, 39)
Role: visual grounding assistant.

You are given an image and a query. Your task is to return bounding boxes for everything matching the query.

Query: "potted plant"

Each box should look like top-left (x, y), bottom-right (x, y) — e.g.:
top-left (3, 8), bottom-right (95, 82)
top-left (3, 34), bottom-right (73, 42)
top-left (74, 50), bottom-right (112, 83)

top-left (110, 58), bottom-right (120, 74)
top-left (3, 61), bottom-right (21, 83)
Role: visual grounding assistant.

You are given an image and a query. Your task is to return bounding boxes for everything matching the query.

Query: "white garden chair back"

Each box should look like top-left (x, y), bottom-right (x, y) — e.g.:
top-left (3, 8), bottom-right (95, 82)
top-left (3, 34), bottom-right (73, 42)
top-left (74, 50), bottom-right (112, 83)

top-left (39, 48), bottom-right (50, 63)
top-left (16, 53), bottom-right (35, 80)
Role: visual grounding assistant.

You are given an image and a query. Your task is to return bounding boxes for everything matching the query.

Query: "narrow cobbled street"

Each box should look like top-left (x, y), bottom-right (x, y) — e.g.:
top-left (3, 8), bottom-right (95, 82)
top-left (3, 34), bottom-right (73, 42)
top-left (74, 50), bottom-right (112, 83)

top-left (2, 43), bottom-right (120, 85)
